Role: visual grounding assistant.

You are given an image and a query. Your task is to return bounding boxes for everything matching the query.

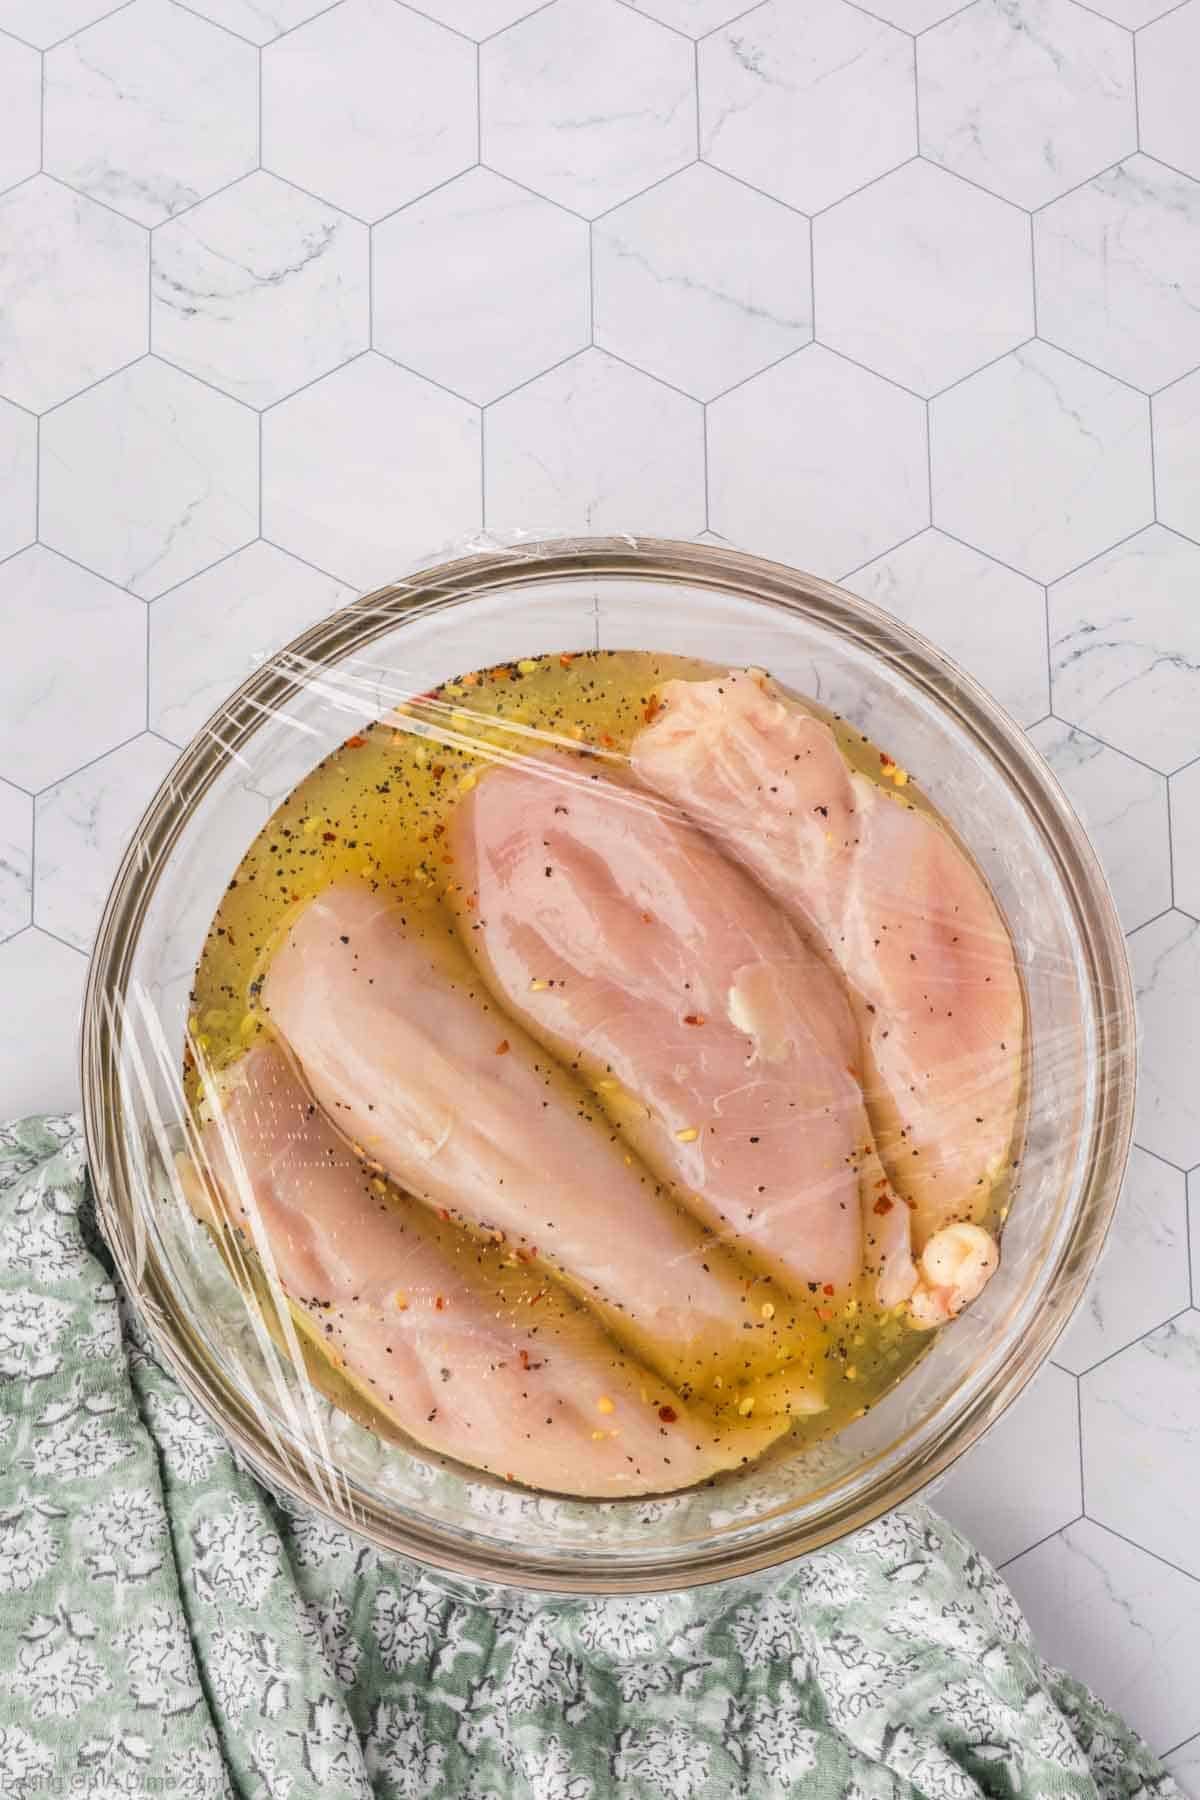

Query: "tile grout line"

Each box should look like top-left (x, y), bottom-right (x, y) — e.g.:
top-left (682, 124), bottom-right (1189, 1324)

top-left (1071, 1303), bottom-right (1194, 1380)
top-left (1089, 1516), bottom-right (1200, 1590)
top-left (997, 1517), bottom-right (1083, 1571)
top-left (1165, 773), bottom-right (1176, 910)
top-left (1075, 1369), bottom-right (1085, 1517)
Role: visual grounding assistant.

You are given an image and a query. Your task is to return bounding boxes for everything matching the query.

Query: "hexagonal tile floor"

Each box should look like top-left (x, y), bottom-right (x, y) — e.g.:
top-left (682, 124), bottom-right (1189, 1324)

top-left (1, 0), bottom-right (1198, 1769)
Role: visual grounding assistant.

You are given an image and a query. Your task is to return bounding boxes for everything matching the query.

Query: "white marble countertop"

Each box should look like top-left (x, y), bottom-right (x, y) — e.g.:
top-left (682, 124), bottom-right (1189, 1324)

top-left (0, 0), bottom-right (1197, 1777)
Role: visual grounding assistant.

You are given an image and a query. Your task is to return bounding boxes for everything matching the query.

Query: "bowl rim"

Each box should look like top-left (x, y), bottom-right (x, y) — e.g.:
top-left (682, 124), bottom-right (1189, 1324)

top-left (82, 533), bottom-right (1136, 1592)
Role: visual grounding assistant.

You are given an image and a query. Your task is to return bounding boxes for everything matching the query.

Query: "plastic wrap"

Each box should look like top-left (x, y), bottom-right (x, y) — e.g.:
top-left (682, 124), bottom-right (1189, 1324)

top-left (82, 534), bottom-right (1136, 1591)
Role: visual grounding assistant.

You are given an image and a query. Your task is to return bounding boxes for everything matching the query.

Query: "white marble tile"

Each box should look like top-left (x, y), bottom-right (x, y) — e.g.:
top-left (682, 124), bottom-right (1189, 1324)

top-left (149, 540), bottom-right (353, 745)
top-left (1191, 1171), bottom-right (1199, 1307)
top-left (1174, 758), bottom-right (1200, 920)
top-left (917, 0), bottom-right (1135, 210)
top-left (699, 0), bottom-right (916, 216)
top-left (0, 179), bottom-right (146, 421)
top-left (1138, 1), bottom-right (1200, 183)
top-left (43, 0), bottom-right (258, 227)
top-left (814, 161), bottom-right (1032, 400)
top-left (485, 347), bottom-right (704, 537)
top-left (931, 341), bottom-right (1152, 584)
top-left (1004, 1519), bottom-right (1200, 1754)
top-left (1035, 156), bottom-right (1200, 394)
top-left (262, 352), bottom-right (481, 590)
top-left (1083, 1309), bottom-right (1200, 1579)
top-left (1130, 911), bottom-right (1200, 1168)
top-left (0, 928), bottom-right (87, 1118)
top-left (1166, 1734), bottom-right (1200, 1797)
top-left (35, 733), bottom-right (178, 952)
top-left (481, 0), bottom-right (694, 218)
top-left (0, 2), bottom-right (128, 48)
top-left (933, 1363), bottom-right (1082, 1565)
top-left (176, 0), bottom-right (338, 45)
top-left (1055, 1146), bottom-right (1190, 1373)
top-left (0, 546), bottom-right (145, 791)
top-left (594, 163), bottom-right (812, 402)
top-left (0, 177), bottom-right (147, 413)
top-left (1027, 718), bottom-right (1171, 932)
top-left (845, 530), bottom-right (1048, 725)
top-left (262, 0), bottom-right (476, 223)
top-left (40, 358), bottom-right (258, 599)
top-left (0, 396), bottom-right (35, 560)
top-left (152, 171), bottom-right (369, 408)
top-left (0, 779), bottom-right (31, 942)
top-left (708, 344), bottom-right (927, 577)
top-left (372, 168), bottom-right (589, 405)
top-left (1049, 526), bottom-right (1200, 772)
top-left (0, 32), bottom-right (38, 192)
top-left (1154, 367), bottom-right (1200, 541)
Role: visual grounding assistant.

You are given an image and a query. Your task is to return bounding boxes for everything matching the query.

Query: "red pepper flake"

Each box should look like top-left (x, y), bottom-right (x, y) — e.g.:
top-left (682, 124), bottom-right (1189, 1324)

top-left (431, 764), bottom-right (446, 781)
top-left (559, 653), bottom-right (575, 667)
top-left (873, 1195), bottom-right (895, 1216)
top-left (683, 1013), bottom-right (706, 1027)
top-left (641, 912), bottom-right (653, 925)
top-left (658, 1405), bottom-right (678, 1423)
top-left (822, 1284), bottom-right (835, 1296)
top-left (846, 1064), bottom-right (861, 1080)
top-left (465, 894), bottom-right (478, 911)
top-left (345, 734), bottom-right (368, 749)
top-left (528, 1289), bottom-right (547, 1307)
top-left (518, 1348), bottom-right (543, 1372)
top-left (437, 1207), bottom-right (451, 1221)
top-left (644, 694), bottom-right (662, 725)
top-left (435, 1295), bottom-right (446, 1311)
top-left (322, 831), bottom-right (337, 843)
top-left (599, 733), bottom-right (615, 748)
top-left (880, 752), bottom-right (895, 768)
top-left (515, 1245), bottom-right (539, 1263)
top-left (495, 1039), bottom-right (510, 1055)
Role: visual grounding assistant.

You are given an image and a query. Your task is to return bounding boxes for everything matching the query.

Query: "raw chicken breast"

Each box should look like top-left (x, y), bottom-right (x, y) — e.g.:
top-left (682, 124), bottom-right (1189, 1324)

top-left (631, 669), bottom-right (1022, 1320)
top-left (262, 882), bottom-right (810, 1403)
top-left (190, 1044), bottom-right (785, 1496)
top-left (449, 759), bottom-right (889, 1301)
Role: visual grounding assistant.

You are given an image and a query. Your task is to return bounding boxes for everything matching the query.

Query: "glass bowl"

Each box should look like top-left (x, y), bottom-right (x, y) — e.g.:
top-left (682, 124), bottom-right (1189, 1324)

top-left (82, 536), bottom-right (1135, 1593)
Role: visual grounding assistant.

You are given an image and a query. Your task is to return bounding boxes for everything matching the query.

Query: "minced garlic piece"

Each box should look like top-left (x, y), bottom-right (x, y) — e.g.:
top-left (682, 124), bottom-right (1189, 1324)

top-left (675, 1126), bottom-right (700, 1143)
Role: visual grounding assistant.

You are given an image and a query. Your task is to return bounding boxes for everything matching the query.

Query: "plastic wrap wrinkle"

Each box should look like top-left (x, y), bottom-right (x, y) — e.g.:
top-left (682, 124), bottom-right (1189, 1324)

top-left (82, 534), bottom-right (1135, 1581)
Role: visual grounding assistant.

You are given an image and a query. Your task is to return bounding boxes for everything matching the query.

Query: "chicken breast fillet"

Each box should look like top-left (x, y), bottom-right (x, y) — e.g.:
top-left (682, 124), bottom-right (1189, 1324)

top-left (261, 882), bottom-right (814, 1400)
top-left (449, 759), bottom-right (896, 1301)
top-left (630, 670), bottom-right (1023, 1323)
top-left (190, 1044), bottom-right (784, 1496)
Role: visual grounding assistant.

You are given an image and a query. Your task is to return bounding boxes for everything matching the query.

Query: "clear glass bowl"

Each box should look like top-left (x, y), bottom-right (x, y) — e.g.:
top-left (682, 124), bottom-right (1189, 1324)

top-left (82, 536), bottom-right (1135, 1593)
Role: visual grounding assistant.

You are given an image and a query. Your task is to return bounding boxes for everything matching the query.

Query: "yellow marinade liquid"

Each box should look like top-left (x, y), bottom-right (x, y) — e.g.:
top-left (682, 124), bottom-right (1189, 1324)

top-left (187, 650), bottom-right (935, 1474)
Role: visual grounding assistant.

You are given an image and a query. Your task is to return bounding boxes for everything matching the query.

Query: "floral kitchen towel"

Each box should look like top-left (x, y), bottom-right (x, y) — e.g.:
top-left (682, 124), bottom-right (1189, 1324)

top-left (0, 1115), bottom-right (1182, 1800)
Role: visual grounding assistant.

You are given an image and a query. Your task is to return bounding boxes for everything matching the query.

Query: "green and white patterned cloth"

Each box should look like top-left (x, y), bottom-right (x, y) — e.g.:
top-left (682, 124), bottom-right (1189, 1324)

top-left (0, 1115), bottom-right (1181, 1800)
